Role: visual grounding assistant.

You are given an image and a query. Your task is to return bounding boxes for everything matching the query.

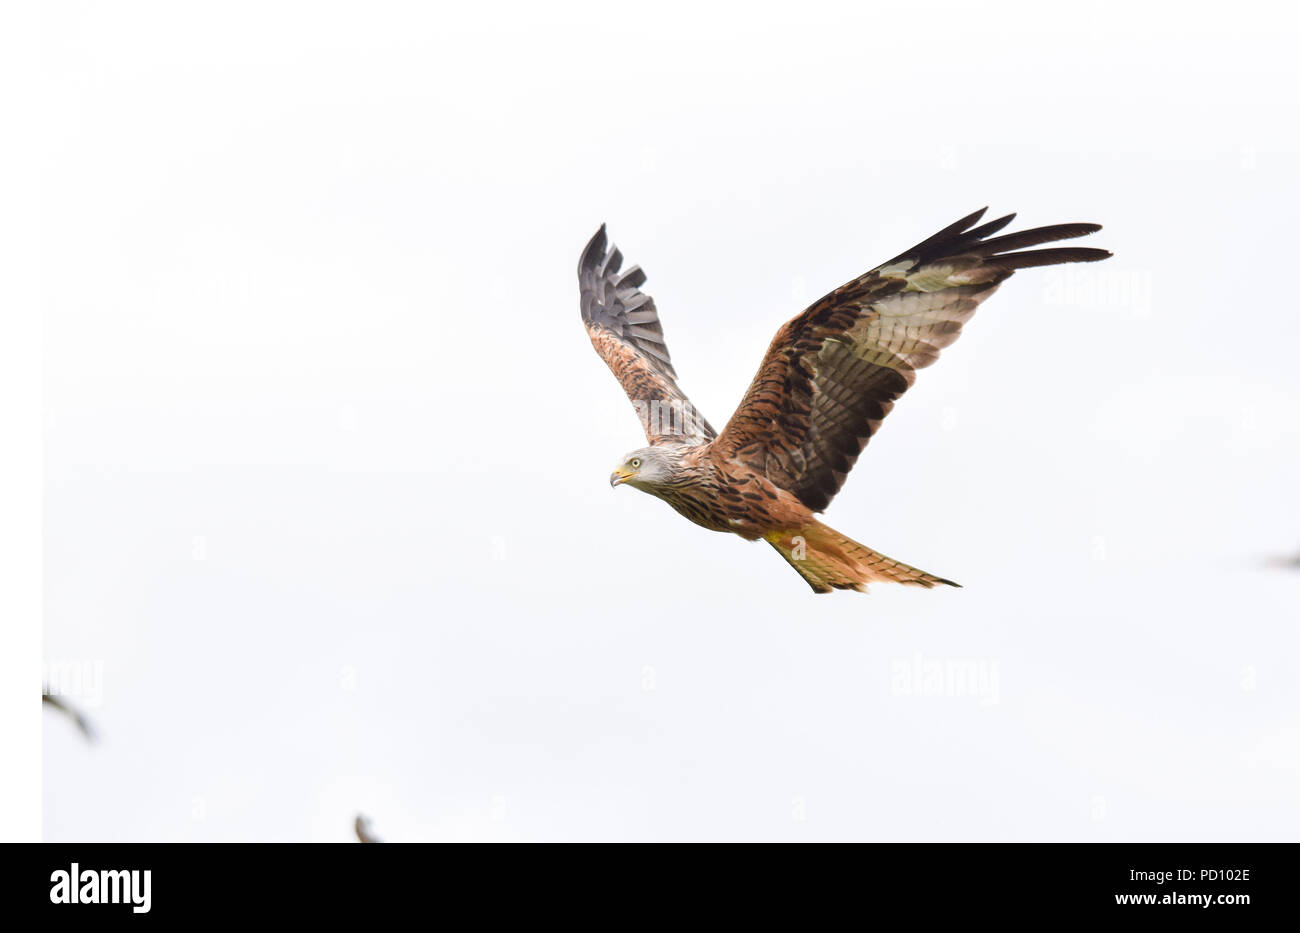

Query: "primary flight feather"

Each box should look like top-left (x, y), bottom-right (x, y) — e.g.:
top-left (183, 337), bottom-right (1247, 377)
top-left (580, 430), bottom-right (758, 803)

top-left (578, 208), bottom-right (1110, 593)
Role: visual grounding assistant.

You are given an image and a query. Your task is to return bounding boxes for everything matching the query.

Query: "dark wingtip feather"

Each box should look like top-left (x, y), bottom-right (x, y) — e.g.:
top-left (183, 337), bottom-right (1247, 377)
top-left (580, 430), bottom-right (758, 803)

top-left (978, 222), bottom-right (1103, 257)
top-left (941, 212), bottom-right (1017, 256)
top-left (578, 224), bottom-right (609, 277)
top-left (964, 212), bottom-right (1017, 240)
top-left (997, 246), bottom-right (1112, 270)
top-left (887, 207), bottom-right (992, 264)
top-left (896, 210), bottom-right (1109, 269)
top-left (916, 207), bottom-right (987, 245)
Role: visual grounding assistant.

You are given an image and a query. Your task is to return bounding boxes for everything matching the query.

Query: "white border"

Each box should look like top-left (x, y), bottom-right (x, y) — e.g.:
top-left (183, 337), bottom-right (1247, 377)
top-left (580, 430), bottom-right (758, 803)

top-left (0, 0), bottom-right (45, 842)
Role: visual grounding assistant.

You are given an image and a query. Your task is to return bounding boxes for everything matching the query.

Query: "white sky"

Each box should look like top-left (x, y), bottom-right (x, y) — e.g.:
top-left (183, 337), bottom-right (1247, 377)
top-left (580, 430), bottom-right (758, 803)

top-left (40, 0), bottom-right (1300, 841)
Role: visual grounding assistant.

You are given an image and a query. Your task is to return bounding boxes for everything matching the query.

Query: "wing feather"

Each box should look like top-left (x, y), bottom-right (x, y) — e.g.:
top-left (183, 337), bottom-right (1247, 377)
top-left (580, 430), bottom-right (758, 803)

top-left (579, 226), bottom-right (715, 445)
top-left (712, 209), bottom-right (1110, 511)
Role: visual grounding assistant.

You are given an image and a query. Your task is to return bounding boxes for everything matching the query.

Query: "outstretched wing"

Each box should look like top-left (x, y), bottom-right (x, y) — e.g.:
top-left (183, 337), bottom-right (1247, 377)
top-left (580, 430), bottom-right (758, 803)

top-left (579, 225), bottom-right (715, 445)
top-left (712, 208), bottom-right (1110, 511)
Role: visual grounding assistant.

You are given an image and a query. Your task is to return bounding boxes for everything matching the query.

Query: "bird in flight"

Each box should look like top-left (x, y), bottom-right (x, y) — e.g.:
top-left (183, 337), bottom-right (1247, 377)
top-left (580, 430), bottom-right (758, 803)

top-left (579, 208), bottom-right (1109, 593)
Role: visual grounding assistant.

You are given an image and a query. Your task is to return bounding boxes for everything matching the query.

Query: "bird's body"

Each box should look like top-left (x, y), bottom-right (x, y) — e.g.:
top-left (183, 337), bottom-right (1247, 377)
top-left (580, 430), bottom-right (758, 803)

top-left (620, 444), bottom-right (799, 538)
top-left (579, 209), bottom-right (1110, 593)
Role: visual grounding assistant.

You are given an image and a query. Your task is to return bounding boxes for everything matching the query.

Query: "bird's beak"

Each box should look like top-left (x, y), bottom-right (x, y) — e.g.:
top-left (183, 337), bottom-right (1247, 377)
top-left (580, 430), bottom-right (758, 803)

top-left (610, 466), bottom-right (637, 487)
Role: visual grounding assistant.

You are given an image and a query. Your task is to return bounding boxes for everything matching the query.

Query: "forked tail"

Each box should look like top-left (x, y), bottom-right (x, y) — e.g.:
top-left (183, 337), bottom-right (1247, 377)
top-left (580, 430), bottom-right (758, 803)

top-left (765, 521), bottom-right (960, 594)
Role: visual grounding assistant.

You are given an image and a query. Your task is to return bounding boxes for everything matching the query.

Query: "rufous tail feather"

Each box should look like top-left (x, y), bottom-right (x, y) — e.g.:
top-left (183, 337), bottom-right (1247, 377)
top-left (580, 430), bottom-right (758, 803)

top-left (765, 522), bottom-right (960, 594)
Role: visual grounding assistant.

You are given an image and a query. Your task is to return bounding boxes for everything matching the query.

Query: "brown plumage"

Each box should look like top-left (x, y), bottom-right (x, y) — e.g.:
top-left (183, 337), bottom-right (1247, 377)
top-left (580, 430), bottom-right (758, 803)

top-left (579, 209), bottom-right (1110, 593)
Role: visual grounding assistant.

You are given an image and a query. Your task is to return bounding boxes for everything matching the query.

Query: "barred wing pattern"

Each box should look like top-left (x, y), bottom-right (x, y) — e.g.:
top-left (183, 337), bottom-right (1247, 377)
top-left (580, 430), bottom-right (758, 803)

top-left (579, 225), bottom-right (716, 445)
top-left (712, 208), bottom-right (1110, 512)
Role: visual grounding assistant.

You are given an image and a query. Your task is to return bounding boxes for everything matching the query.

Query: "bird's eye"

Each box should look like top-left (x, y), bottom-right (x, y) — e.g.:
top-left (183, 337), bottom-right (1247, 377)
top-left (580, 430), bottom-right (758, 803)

top-left (630, 458), bottom-right (641, 468)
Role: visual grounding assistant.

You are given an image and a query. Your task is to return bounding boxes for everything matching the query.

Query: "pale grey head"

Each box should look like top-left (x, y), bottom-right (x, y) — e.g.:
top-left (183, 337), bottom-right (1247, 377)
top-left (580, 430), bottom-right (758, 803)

top-left (609, 446), bottom-right (683, 492)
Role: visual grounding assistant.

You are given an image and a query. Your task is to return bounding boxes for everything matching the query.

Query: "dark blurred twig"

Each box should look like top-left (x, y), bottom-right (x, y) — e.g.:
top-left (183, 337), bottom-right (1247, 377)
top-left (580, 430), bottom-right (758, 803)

top-left (42, 691), bottom-right (97, 742)
top-left (1265, 549), bottom-right (1300, 570)
top-left (354, 814), bottom-right (382, 843)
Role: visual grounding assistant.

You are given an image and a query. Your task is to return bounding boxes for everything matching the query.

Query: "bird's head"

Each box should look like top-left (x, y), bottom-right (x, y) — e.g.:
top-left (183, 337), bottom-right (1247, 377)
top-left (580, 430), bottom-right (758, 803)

top-left (610, 446), bottom-right (678, 491)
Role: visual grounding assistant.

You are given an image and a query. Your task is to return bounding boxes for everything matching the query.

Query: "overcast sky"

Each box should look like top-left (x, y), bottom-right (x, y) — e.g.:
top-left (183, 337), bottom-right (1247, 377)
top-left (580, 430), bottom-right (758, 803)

top-left (42, 0), bottom-right (1300, 841)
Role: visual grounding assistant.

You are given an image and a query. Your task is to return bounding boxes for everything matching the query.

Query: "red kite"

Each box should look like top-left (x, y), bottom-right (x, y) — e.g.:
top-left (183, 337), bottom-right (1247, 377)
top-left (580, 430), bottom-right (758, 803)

top-left (579, 209), bottom-right (1109, 593)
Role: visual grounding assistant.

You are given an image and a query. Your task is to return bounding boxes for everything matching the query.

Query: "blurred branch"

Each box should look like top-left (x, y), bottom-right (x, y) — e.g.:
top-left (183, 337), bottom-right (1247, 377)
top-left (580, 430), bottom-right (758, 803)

top-left (1265, 548), bottom-right (1300, 570)
top-left (354, 814), bottom-right (382, 843)
top-left (42, 690), bottom-right (97, 742)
